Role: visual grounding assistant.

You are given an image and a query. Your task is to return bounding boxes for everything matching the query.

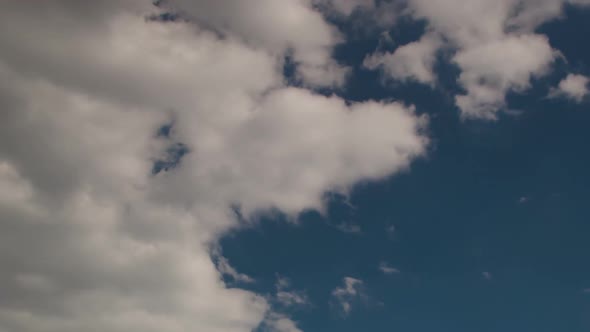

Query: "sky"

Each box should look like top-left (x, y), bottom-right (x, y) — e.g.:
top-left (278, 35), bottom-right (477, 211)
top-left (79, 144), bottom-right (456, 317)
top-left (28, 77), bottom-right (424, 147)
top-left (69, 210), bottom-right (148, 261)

top-left (0, 1), bottom-right (590, 332)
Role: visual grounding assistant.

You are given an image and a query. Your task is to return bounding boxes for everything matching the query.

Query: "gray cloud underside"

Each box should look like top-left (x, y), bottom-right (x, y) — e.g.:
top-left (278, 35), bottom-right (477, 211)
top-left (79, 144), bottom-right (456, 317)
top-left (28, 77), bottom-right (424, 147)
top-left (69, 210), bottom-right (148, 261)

top-left (0, 1), bottom-right (426, 332)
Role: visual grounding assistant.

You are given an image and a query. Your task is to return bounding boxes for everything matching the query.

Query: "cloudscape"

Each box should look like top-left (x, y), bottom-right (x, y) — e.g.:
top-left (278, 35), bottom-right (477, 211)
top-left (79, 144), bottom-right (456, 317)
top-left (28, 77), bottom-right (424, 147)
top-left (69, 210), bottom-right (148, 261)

top-left (1, 1), bottom-right (590, 331)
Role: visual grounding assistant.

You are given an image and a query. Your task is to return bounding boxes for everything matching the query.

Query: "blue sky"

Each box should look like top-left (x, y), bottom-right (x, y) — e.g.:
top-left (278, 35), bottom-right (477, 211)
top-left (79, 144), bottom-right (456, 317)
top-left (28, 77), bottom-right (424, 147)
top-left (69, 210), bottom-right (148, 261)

top-left (1, 1), bottom-right (590, 332)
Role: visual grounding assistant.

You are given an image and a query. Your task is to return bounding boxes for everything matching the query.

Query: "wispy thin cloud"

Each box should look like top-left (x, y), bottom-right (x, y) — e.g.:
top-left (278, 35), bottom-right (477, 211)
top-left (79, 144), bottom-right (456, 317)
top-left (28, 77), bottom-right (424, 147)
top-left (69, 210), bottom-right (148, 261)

top-left (274, 275), bottom-right (309, 308)
top-left (379, 261), bottom-right (400, 275)
top-left (215, 256), bottom-right (255, 284)
top-left (331, 277), bottom-right (365, 316)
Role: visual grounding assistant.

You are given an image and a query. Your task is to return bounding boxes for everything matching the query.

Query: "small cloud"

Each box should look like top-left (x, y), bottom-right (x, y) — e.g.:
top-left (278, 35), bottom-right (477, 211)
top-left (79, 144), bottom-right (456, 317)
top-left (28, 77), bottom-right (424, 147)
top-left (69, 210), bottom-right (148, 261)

top-left (385, 224), bottom-right (396, 239)
top-left (335, 222), bottom-right (361, 234)
top-left (386, 225), bottom-right (396, 234)
top-left (377, 31), bottom-right (394, 50)
top-left (518, 196), bottom-right (530, 204)
top-left (582, 288), bottom-right (590, 294)
top-left (548, 74), bottom-right (590, 102)
top-left (276, 291), bottom-right (309, 307)
top-left (275, 275), bottom-right (291, 290)
top-left (379, 261), bottom-right (400, 275)
top-left (482, 271), bottom-right (493, 280)
top-left (215, 256), bottom-right (255, 284)
top-left (274, 275), bottom-right (309, 308)
top-left (331, 277), bottom-right (365, 316)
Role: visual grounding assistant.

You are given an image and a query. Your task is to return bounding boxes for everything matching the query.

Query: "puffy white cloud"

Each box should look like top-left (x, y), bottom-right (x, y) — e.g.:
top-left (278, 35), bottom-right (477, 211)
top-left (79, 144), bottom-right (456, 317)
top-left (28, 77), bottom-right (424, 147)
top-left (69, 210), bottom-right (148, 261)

top-left (454, 34), bottom-right (557, 119)
top-left (331, 277), bottom-right (365, 316)
top-left (363, 0), bottom-right (590, 119)
top-left (0, 2), bottom-right (427, 332)
top-left (163, 0), bottom-right (349, 87)
top-left (549, 73), bottom-right (590, 102)
top-left (260, 313), bottom-right (303, 332)
top-left (408, 0), bottom-right (564, 119)
top-left (364, 32), bottom-right (441, 85)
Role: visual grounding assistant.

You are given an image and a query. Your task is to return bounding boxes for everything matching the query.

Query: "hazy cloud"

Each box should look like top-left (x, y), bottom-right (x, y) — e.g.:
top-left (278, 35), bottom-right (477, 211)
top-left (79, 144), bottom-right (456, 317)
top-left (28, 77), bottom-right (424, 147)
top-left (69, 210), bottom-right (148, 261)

top-left (331, 277), bottom-right (365, 316)
top-left (379, 262), bottom-right (400, 275)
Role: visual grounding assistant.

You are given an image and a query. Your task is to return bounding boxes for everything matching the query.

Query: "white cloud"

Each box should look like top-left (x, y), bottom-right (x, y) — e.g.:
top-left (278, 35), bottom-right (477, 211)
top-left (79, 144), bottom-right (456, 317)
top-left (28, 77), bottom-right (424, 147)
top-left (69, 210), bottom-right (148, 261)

top-left (216, 256), bottom-right (255, 284)
top-left (409, 0), bottom-right (565, 120)
top-left (482, 271), bottom-right (493, 280)
top-left (364, 0), bottom-right (590, 119)
top-left (261, 313), bottom-right (303, 332)
top-left (0, 2), bottom-right (427, 332)
top-left (163, 0), bottom-right (350, 88)
top-left (364, 32), bottom-right (441, 85)
top-left (335, 222), bottom-right (362, 234)
top-left (549, 74), bottom-right (590, 102)
top-left (454, 34), bottom-right (557, 120)
top-left (379, 262), bottom-right (400, 275)
top-left (331, 277), bottom-right (365, 316)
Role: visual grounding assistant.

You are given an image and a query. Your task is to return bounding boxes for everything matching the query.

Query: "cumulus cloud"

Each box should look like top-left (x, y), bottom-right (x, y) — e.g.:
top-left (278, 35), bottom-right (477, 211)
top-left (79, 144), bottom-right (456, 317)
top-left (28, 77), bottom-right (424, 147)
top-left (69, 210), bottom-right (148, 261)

top-left (260, 313), bottom-right (304, 332)
top-left (363, 0), bottom-right (590, 119)
top-left (331, 277), bottom-right (366, 316)
top-left (0, 1), bottom-right (427, 332)
top-left (364, 32), bottom-right (441, 85)
top-left (162, 0), bottom-right (350, 87)
top-left (549, 74), bottom-right (590, 102)
top-left (409, 0), bottom-right (568, 119)
top-left (453, 34), bottom-right (557, 119)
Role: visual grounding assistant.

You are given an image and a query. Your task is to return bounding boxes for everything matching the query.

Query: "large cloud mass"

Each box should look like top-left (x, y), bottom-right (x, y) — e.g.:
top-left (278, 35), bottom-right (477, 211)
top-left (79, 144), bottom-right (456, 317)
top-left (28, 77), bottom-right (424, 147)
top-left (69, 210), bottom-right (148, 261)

top-left (0, 1), bottom-right (427, 332)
